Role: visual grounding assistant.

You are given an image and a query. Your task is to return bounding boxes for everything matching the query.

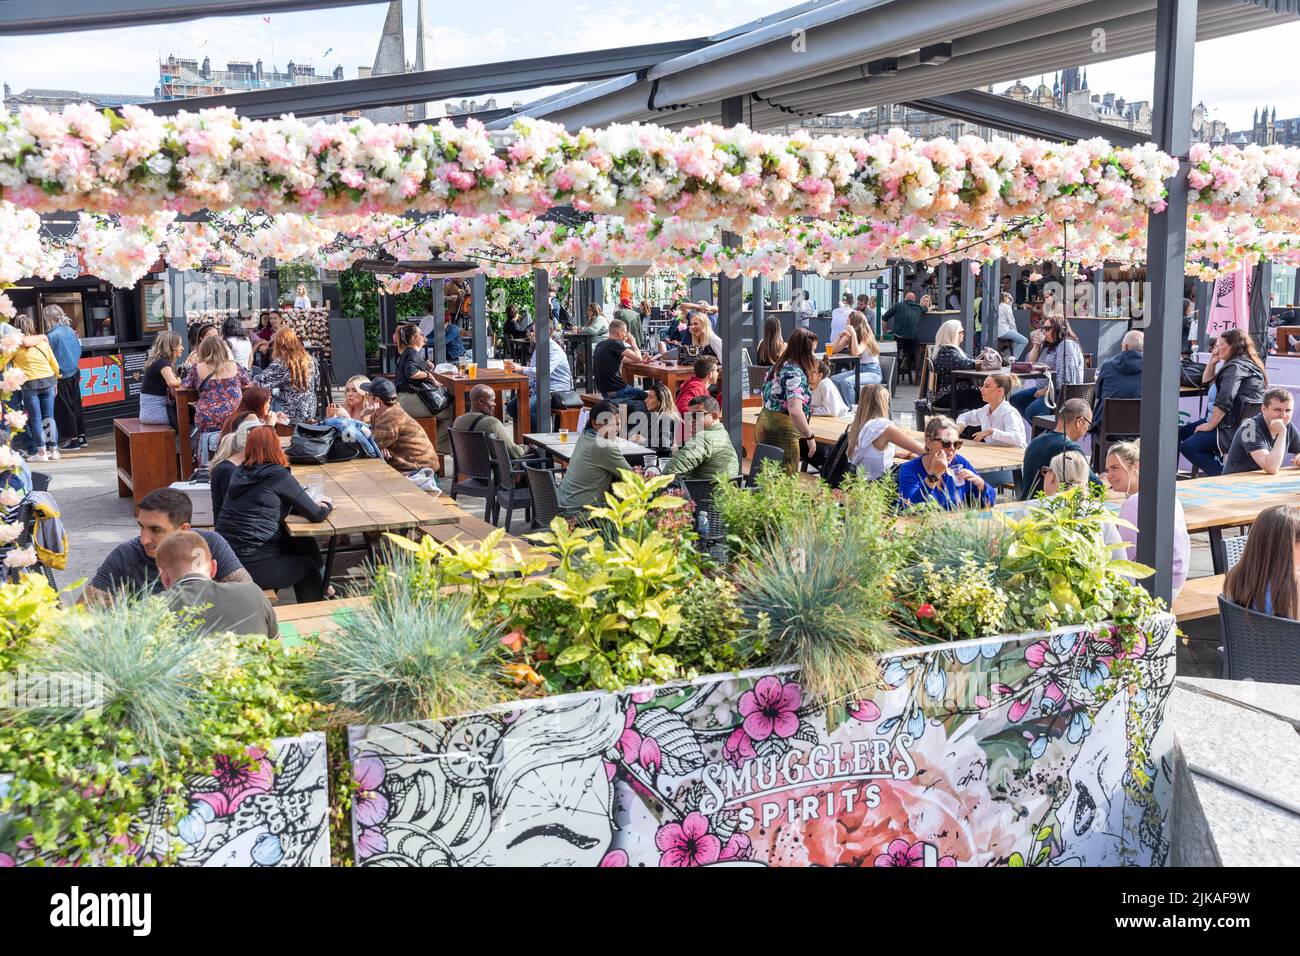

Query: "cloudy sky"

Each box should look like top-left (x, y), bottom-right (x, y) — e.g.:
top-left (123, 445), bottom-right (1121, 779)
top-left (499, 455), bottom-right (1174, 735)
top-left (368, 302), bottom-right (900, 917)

top-left (2, 0), bottom-right (1299, 131)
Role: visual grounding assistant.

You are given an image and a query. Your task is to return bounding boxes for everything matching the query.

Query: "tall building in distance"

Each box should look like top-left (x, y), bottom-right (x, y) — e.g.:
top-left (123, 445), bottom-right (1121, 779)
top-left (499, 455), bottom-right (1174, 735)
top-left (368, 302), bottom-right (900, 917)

top-left (1233, 105), bottom-right (1300, 146)
top-left (155, 54), bottom-right (344, 101)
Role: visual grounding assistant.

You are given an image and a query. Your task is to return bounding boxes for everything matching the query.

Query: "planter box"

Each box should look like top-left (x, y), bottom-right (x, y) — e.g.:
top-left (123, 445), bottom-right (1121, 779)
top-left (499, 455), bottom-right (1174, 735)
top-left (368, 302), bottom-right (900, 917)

top-left (347, 616), bottom-right (1176, 867)
top-left (0, 732), bottom-right (330, 867)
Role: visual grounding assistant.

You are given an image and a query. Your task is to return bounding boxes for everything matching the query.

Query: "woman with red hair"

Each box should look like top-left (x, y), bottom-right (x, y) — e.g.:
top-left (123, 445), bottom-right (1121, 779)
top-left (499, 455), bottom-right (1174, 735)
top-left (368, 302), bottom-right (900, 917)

top-left (213, 426), bottom-right (334, 602)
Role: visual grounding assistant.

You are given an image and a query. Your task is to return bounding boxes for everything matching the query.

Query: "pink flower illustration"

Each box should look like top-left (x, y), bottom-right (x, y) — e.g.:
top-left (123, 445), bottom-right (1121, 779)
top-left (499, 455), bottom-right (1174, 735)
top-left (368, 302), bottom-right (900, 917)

top-left (0, 853), bottom-right (14, 867)
top-left (655, 812), bottom-right (722, 867)
top-left (723, 727), bottom-right (756, 769)
top-left (719, 831), bottom-right (753, 862)
top-left (193, 748), bottom-right (274, 817)
top-left (599, 849), bottom-right (628, 867)
top-left (848, 700), bottom-right (881, 722)
top-left (616, 705), bottom-right (663, 774)
top-left (353, 755), bottom-right (390, 829)
top-left (873, 838), bottom-right (956, 867)
top-left (738, 676), bottom-right (802, 741)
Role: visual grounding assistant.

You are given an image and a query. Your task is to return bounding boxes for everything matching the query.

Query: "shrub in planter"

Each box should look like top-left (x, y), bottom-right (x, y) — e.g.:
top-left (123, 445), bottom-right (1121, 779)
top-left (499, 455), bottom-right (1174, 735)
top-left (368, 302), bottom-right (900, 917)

top-left (0, 593), bottom-right (329, 866)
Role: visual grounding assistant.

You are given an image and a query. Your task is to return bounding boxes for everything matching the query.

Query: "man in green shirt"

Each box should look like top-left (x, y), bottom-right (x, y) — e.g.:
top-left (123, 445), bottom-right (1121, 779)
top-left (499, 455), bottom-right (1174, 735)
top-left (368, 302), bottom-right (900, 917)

top-left (614, 296), bottom-right (645, 350)
top-left (881, 291), bottom-right (929, 376)
top-left (453, 384), bottom-right (529, 458)
top-left (157, 531), bottom-right (278, 638)
top-left (557, 400), bottom-right (632, 513)
top-left (664, 397), bottom-right (740, 482)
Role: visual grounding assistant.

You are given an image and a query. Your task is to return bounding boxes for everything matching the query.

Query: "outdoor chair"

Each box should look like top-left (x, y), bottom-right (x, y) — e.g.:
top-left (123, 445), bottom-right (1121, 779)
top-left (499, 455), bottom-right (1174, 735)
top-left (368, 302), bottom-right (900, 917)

top-left (486, 435), bottom-right (532, 533)
top-left (1222, 532), bottom-right (1249, 572)
top-left (877, 353), bottom-right (897, 397)
top-left (746, 364), bottom-right (771, 393)
top-left (1033, 382), bottom-right (1097, 436)
top-left (1082, 367), bottom-right (1098, 384)
top-left (1216, 596), bottom-right (1300, 684)
top-left (748, 443), bottom-right (787, 487)
top-left (682, 478), bottom-right (736, 558)
top-left (448, 428), bottom-right (496, 521)
top-left (913, 357), bottom-right (937, 430)
top-left (523, 462), bottom-right (562, 530)
top-left (1093, 397), bottom-right (1141, 470)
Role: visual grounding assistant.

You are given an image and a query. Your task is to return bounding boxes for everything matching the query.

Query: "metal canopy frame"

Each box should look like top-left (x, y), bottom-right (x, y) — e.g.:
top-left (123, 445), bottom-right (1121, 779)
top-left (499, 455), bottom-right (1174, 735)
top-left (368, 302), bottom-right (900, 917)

top-left (0, 0), bottom-right (380, 34)
top-left (903, 90), bottom-right (1148, 147)
top-left (141, 39), bottom-right (714, 118)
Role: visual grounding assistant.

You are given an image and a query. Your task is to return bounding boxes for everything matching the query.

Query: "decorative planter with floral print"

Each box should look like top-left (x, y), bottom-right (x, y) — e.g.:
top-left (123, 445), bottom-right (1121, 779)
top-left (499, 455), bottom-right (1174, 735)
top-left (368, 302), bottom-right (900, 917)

top-left (347, 616), bottom-right (1176, 867)
top-left (0, 732), bottom-right (330, 867)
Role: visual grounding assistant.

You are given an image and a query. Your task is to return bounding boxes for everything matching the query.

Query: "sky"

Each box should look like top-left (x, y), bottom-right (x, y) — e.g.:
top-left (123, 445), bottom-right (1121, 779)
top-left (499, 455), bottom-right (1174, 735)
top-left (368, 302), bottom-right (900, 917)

top-left (2, 0), bottom-right (1300, 130)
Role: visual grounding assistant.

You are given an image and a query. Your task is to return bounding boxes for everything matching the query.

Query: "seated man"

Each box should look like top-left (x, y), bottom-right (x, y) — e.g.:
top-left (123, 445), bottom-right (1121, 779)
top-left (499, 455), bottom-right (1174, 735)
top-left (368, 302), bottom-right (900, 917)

top-left (675, 356), bottom-right (719, 416)
top-left (1092, 329), bottom-right (1143, 429)
top-left (85, 488), bottom-right (250, 604)
top-left (453, 383), bottom-right (532, 458)
top-left (1222, 386), bottom-right (1300, 476)
top-left (664, 397), bottom-right (740, 482)
top-left (157, 530), bottom-right (278, 638)
top-left (1019, 398), bottom-right (1099, 500)
top-left (592, 319), bottom-right (647, 403)
top-left (515, 324), bottom-right (574, 432)
top-left (361, 376), bottom-right (440, 474)
top-left (557, 400), bottom-right (633, 513)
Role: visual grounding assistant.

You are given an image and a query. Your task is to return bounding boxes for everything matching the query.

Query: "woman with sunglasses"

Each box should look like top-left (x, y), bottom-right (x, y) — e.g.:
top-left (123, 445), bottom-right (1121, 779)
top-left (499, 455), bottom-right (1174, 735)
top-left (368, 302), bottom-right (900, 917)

top-left (897, 415), bottom-right (996, 509)
top-left (1009, 314), bottom-right (1084, 424)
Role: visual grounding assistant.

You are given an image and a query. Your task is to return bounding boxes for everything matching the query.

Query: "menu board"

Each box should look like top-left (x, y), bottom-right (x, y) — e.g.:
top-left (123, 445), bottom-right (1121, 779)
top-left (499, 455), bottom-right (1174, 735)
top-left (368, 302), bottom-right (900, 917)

top-left (140, 279), bottom-right (169, 334)
top-left (123, 350), bottom-right (150, 398)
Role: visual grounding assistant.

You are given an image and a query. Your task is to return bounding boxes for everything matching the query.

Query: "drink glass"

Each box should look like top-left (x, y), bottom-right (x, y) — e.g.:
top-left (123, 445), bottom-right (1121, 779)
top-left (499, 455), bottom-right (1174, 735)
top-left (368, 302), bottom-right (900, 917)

top-left (826, 343), bottom-right (834, 358)
top-left (504, 358), bottom-right (515, 373)
top-left (558, 429), bottom-right (570, 443)
top-left (467, 363), bottom-right (478, 379)
top-left (948, 464), bottom-right (966, 489)
top-left (305, 482), bottom-right (324, 502)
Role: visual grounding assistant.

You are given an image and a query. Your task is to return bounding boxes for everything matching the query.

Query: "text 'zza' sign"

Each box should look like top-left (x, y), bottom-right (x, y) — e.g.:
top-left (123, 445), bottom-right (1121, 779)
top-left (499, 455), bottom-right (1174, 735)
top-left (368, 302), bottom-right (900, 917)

top-left (79, 354), bottom-right (125, 407)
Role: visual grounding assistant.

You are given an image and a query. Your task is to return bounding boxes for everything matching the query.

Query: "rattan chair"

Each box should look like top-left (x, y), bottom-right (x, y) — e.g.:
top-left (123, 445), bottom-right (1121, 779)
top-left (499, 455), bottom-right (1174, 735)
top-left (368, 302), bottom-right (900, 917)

top-left (747, 364), bottom-right (771, 393)
top-left (523, 462), bottom-right (562, 530)
top-left (1222, 532), bottom-right (1249, 572)
top-left (449, 428), bottom-right (496, 521)
top-left (486, 435), bottom-right (532, 532)
top-left (682, 478), bottom-right (730, 557)
top-left (748, 443), bottom-right (787, 486)
top-left (1217, 595), bottom-right (1300, 684)
top-left (1093, 397), bottom-right (1141, 469)
top-left (877, 353), bottom-right (897, 397)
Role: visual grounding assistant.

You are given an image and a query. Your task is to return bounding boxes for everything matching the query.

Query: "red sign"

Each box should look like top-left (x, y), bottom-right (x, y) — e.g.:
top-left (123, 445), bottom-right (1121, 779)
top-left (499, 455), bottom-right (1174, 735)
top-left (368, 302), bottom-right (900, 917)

top-left (79, 354), bottom-right (126, 407)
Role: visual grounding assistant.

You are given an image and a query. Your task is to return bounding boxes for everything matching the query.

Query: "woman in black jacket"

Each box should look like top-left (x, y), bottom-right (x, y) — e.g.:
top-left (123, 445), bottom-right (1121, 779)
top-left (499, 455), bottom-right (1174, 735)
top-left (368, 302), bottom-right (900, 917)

top-left (1178, 328), bottom-right (1267, 476)
top-left (214, 426), bottom-right (334, 601)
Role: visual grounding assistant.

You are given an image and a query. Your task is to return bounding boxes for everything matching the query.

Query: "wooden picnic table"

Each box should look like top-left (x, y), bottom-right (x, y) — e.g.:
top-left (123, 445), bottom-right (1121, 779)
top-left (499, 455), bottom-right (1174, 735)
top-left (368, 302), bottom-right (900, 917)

top-left (740, 407), bottom-right (1025, 476)
top-left (524, 431), bottom-right (657, 465)
top-left (284, 457), bottom-right (462, 583)
top-left (432, 367), bottom-right (531, 444)
top-left (624, 358), bottom-right (696, 395)
top-left (172, 386), bottom-right (198, 479)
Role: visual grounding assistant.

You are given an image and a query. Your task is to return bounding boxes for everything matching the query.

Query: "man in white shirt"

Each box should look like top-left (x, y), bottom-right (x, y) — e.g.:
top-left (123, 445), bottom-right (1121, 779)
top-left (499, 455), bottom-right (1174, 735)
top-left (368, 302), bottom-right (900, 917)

top-left (830, 292), bottom-right (854, 344)
top-left (510, 326), bottom-right (573, 431)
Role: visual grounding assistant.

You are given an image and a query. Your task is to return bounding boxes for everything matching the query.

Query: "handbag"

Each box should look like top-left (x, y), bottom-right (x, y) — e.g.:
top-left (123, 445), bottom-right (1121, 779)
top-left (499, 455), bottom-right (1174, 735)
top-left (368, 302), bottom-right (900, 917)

top-left (1010, 361), bottom-right (1050, 375)
top-left (550, 390), bottom-right (583, 411)
top-left (974, 347), bottom-right (1004, 371)
top-left (1180, 357), bottom-right (1207, 389)
top-left (286, 423), bottom-right (359, 465)
top-left (409, 379), bottom-right (451, 416)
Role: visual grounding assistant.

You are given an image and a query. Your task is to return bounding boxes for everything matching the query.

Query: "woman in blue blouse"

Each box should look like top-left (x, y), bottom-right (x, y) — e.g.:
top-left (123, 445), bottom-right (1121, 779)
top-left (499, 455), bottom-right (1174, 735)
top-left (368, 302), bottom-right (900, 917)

top-left (897, 415), bottom-right (996, 509)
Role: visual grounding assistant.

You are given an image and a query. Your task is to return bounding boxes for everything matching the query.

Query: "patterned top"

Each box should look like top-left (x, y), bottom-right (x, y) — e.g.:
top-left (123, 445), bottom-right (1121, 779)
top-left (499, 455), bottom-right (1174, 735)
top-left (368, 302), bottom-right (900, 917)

top-left (255, 357), bottom-right (319, 423)
top-left (1040, 337), bottom-right (1084, 387)
top-left (183, 362), bottom-right (250, 435)
top-left (761, 362), bottom-right (811, 418)
top-left (931, 344), bottom-right (977, 400)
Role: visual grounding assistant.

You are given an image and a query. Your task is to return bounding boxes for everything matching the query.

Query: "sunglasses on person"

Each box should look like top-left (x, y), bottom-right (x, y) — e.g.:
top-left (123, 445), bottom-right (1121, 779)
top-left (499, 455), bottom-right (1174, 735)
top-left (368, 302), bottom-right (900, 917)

top-left (933, 438), bottom-right (963, 451)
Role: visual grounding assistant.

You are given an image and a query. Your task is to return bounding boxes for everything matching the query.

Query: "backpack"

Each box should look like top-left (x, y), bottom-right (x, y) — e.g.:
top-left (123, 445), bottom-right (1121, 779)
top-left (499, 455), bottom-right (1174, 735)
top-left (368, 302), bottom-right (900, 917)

top-left (285, 423), bottom-right (359, 465)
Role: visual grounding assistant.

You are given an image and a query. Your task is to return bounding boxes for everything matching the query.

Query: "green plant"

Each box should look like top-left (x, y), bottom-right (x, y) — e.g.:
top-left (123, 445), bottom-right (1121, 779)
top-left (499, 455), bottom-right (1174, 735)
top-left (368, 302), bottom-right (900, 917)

top-left (898, 557), bottom-right (1010, 641)
top-left (0, 575), bottom-right (65, 671)
top-left (304, 588), bottom-right (507, 726)
top-left (673, 572), bottom-right (747, 676)
top-left (735, 506), bottom-right (907, 705)
top-left (997, 486), bottom-right (1154, 631)
top-left (513, 472), bottom-right (697, 693)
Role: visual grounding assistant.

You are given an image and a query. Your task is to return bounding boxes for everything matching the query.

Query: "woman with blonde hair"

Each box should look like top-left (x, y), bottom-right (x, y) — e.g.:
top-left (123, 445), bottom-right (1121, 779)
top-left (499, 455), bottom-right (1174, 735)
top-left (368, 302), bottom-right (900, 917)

top-left (1039, 449), bottom-right (1126, 558)
top-left (930, 318), bottom-right (977, 404)
top-left (896, 414), bottom-right (995, 509)
top-left (956, 371), bottom-right (1026, 447)
top-left (139, 330), bottom-right (184, 428)
top-left (10, 314), bottom-right (61, 461)
top-left (1224, 504), bottom-right (1300, 619)
top-left (1106, 439), bottom-right (1190, 595)
top-left (327, 375), bottom-right (372, 421)
top-left (830, 311), bottom-right (883, 405)
top-left (254, 325), bottom-right (319, 423)
top-left (845, 384), bottom-right (924, 480)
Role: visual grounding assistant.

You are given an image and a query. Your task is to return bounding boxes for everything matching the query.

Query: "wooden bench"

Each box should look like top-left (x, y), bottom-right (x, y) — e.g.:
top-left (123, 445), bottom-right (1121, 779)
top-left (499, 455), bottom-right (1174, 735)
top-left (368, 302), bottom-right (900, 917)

top-left (114, 418), bottom-right (179, 504)
top-left (554, 406), bottom-right (582, 431)
top-left (580, 393), bottom-right (603, 409)
top-left (1172, 574), bottom-right (1224, 623)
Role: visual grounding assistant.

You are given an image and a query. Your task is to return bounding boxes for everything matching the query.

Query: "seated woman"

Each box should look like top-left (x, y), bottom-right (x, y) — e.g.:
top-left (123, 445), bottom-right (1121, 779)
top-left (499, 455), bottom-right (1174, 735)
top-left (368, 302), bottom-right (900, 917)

top-left (897, 415), bottom-right (996, 509)
top-left (182, 335), bottom-right (250, 464)
top-left (254, 326), bottom-right (318, 423)
top-left (639, 381), bottom-right (682, 456)
top-left (179, 322), bottom-right (219, 379)
top-left (1105, 440), bottom-right (1189, 596)
top-left (955, 372), bottom-right (1027, 447)
top-left (1223, 504), bottom-right (1300, 618)
top-left (214, 425), bottom-right (334, 603)
top-left (1009, 314), bottom-right (1085, 424)
top-left (829, 311), bottom-right (883, 406)
top-left (326, 375), bottom-right (372, 421)
top-left (208, 415), bottom-right (262, 527)
top-left (1039, 450), bottom-right (1125, 556)
top-left (219, 384), bottom-right (277, 439)
top-left (809, 359), bottom-right (851, 418)
top-left (845, 384), bottom-right (924, 480)
top-left (137, 330), bottom-right (184, 429)
top-left (929, 319), bottom-right (978, 408)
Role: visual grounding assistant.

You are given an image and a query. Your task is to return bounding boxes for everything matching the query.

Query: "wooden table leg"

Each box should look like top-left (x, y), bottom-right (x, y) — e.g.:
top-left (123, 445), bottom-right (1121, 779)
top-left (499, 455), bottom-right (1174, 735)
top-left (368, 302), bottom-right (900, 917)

top-left (516, 378), bottom-right (531, 443)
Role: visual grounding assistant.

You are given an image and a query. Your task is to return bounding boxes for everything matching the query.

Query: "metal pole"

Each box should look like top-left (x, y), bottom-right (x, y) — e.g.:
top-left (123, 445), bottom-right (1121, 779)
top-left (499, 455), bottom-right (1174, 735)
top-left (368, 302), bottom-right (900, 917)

top-left (1094, 263), bottom-right (1106, 316)
top-left (830, 278), bottom-right (842, 322)
top-left (719, 95), bottom-right (745, 450)
top-left (936, 262), bottom-right (949, 308)
top-left (790, 269), bottom-right (804, 327)
top-left (961, 261), bottom-right (976, 348)
top-left (431, 279), bottom-right (446, 365)
top-left (471, 272), bottom-right (488, 362)
top-left (1195, 278), bottom-right (1211, 353)
top-left (1137, 0), bottom-right (1196, 603)
top-left (379, 291), bottom-right (397, 374)
top-left (751, 276), bottom-right (764, 357)
top-left (533, 268), bottom-right (550, 431)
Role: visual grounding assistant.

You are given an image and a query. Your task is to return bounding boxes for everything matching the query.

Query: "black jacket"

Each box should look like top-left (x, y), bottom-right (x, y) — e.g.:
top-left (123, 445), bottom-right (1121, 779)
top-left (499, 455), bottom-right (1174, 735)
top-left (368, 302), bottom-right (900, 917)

top-left (214, 463), bottom-right (332, 565)
top-left (1092, 348), bottom-right (1143, 426)
top-left (1213, 355), bottom-right (1266, 454)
